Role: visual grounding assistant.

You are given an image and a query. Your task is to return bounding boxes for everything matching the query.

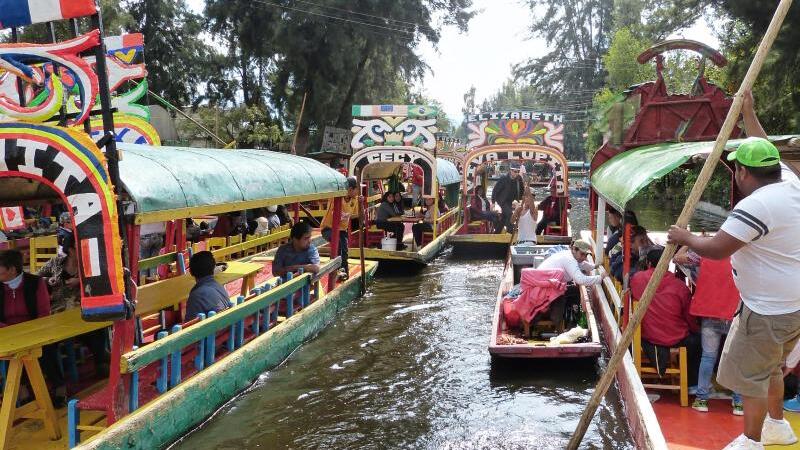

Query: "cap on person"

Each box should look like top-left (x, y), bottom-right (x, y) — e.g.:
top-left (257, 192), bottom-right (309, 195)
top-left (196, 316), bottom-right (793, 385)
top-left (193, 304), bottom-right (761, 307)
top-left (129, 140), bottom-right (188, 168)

top-left (267, 205), bottom-right (278, 213)
top-left (573, 239), bottom-right (592, 253)
top-left (346, 176), bottom-right (359, 190)
top-left (509, 163), bottom-right (521, 172)
top-left (727, 137), bottom-right (780, 167)
top-left (59, 212), bottom-right (71, 224)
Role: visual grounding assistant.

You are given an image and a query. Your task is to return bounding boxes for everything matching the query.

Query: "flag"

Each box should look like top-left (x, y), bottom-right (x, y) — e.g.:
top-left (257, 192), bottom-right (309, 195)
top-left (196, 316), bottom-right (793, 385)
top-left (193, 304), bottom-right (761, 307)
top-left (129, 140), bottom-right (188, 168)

top-left (0, 207), bottom-right (25, 231)
top-left (0, 0), bottom-right (97, 29)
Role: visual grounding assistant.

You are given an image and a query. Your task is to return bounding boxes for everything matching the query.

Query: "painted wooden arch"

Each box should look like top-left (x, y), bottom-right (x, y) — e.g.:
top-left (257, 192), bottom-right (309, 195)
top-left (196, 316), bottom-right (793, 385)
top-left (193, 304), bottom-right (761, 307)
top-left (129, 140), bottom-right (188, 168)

top-left (0, 123), bottom-right (126, 320)
top-left (349, 146), bottom-right (438, 195)
top-left (463, 144), bottom-right (570, 195)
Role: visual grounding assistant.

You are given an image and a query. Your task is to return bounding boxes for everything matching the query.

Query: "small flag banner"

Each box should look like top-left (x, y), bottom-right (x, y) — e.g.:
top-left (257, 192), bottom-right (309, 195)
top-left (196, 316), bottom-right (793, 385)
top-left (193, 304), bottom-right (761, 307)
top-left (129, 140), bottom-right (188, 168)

top-left (352, 104), bottom-right (438, 118)
top-left (0, 206), bottom-right (25, 231)
top-left (0, 0), bottom-right (97, 29)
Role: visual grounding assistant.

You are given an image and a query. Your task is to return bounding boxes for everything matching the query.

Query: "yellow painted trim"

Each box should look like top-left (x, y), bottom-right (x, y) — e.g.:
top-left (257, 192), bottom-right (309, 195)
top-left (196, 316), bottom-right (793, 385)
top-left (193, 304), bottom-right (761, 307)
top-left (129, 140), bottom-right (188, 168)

top-left (447, 233), bottom-right (513, 244)
top-left (135, 191), bottom-right (348, 224)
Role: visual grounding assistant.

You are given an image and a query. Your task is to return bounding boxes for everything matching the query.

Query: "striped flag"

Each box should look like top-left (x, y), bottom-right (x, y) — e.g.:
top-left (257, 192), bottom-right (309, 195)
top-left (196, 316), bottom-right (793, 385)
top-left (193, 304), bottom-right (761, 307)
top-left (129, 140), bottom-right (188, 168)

top-left (0, 0), bottom-right (97, 29)
top-left (80, 237), bottom-right (101, 278)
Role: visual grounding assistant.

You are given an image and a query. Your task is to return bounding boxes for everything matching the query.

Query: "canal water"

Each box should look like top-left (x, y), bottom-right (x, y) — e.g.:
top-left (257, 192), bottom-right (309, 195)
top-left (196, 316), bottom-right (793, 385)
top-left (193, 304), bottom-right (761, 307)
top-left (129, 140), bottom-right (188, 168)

top-left (172, 197), bottom-right (635, 450)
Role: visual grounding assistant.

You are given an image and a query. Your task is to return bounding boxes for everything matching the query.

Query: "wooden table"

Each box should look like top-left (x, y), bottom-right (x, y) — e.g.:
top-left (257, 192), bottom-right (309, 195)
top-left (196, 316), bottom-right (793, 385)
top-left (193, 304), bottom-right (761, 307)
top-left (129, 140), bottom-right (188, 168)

top-left (0, 261), bottom-right (261, 448)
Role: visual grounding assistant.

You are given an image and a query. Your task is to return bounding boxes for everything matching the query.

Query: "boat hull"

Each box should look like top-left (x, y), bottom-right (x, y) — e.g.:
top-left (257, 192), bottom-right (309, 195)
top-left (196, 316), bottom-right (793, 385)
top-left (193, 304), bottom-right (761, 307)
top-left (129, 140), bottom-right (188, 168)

top-left (489, 253), bottom-right (602, 360)
top-left (76, 262), bottom-right (378, 450)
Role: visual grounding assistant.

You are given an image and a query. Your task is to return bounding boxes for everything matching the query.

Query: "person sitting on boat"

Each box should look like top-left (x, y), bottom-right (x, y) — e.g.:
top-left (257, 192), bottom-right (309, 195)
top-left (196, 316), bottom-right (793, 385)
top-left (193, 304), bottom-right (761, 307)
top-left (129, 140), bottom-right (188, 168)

top-left (512, 191), bottom-right (538, 243)
top-left (603, 209), bottom-right (623, 256)
top-left (375, 192), bottom-right (406, 250)
top-left (0, 249), bottom-right (64, 397)
top-left (393, 192), bottom-right (405, 216)
top-left (537, 240), bottom-right (605, 329)
top-left (39, 233), bottom-right (110, 377)
top-left (265, 205), bottom-right (282, 231)
top-left (610, 225), bottom-right (656, 282)
top-left (535, 185), bottom-right (570, 235)
top-left (631, 248), bottom-right (700, 386)
top-left (186, 251), bottom-right (232, 320)
top-left (320, 177), bottom-right (359, 278)
top-left (412, 196), bottom-right (435, 247)
top-left (469, 185), bottom-right (501, 233)
top-left (56, 211), bottom-right (73, 252)
top-left (491, 163), bottom-right (524, 233)
top-left (437, 189), bottom-right (449, 214)
top-left (673, 246), bottom-right (744, 415)
top-left (273, 222), bottom-right (321, 279)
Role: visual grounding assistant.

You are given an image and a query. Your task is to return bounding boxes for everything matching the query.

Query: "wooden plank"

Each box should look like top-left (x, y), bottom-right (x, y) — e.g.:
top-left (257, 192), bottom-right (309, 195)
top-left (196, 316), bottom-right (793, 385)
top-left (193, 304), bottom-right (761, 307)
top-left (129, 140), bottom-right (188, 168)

top-left (121, 273), bottom-right (311, 373)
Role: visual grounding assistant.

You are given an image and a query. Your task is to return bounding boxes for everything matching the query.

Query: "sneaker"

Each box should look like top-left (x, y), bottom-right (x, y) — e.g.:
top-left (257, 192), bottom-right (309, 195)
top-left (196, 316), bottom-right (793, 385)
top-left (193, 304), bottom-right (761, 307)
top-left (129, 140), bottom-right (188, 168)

top-left (723, 434), bottom-right (763, 450)
top-left (732, 400), bottom-right (744, 416)
top-left (761, 416), bottom-right (799, 446)
top-left (692, 398), bottom-right (709, 412)
top-left (784, 395), bottom-right (800, 413)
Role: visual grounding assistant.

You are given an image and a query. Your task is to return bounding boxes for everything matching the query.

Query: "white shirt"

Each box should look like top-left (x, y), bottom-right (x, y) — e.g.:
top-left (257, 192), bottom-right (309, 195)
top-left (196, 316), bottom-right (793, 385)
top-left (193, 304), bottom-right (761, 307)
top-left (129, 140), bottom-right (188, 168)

top-left (538, 250), bottom-right (602, 286)
top-left (517, 209), bottom-right (537, 243)
top-left (720, 179), bottom-right (800, 315)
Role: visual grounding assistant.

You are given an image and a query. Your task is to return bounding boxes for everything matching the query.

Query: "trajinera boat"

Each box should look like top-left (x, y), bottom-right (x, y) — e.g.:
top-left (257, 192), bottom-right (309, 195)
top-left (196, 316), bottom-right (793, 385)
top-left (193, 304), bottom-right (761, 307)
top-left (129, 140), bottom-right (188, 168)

top-left (0, 4), bottom-right (376, 449)
top-left (448, 111), bottom-right (573, 252)
top-left (321, 104), bottom-right (461, 266)
top-left (580, 39), bottom-right (800, 448)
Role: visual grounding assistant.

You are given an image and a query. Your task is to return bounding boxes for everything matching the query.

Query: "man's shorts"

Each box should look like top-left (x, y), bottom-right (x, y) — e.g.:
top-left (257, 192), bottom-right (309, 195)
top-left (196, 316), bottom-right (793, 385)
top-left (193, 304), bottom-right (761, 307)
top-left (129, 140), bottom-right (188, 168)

top-left (717, 304), bottom-right (800, 397)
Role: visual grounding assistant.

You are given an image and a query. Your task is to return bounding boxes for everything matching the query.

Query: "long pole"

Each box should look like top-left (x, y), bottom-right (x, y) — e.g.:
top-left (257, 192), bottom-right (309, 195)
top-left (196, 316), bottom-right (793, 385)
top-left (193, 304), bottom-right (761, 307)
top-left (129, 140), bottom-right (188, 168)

top-left (567, 1), bottom-right (794, 448)
top-left (358, 194), bottom-right (367, 295)
top-left (291, 91), bottom-right (308, 155)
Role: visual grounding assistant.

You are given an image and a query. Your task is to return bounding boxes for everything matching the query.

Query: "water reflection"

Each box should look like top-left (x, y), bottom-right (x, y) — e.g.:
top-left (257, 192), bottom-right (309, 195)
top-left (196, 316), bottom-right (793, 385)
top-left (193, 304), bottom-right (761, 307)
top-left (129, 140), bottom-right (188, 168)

top-left (171, 251), bottom-right (632, 450)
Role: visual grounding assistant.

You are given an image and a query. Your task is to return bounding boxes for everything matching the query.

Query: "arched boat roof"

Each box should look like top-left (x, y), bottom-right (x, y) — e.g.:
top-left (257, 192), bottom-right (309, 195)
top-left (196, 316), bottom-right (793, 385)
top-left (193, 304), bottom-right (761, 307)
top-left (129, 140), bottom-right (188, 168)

top-left (436, 158), bottom-right (460, 186)
top-left (591, 135), bottom-right (800, 212)
top-left (117, 144), bottom-right (347, 224)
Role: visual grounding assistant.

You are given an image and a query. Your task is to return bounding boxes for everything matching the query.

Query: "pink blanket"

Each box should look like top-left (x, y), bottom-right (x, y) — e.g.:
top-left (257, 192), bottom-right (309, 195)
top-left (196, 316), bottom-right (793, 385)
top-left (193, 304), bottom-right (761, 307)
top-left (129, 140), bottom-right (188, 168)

top-left (504, 268), bottom-right (567, 327)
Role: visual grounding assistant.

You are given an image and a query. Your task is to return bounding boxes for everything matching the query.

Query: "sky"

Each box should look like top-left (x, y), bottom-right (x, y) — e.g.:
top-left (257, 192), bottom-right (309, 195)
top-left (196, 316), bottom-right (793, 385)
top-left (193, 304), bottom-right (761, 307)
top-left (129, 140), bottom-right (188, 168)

top-left (186, 0), bottom-right (719, 122)
top-left (415, 0), bottom-right (721, 122)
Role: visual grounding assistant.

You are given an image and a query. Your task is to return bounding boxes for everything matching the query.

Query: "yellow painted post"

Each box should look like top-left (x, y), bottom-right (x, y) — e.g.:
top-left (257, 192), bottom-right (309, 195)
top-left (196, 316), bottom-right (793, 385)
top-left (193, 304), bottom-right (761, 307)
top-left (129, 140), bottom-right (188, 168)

top-left (679, 348), bottom-right (689, 407)
top-left (0, 359), bottom-right (24, 449)
top-left (22, 356), bottom-right (60, 439)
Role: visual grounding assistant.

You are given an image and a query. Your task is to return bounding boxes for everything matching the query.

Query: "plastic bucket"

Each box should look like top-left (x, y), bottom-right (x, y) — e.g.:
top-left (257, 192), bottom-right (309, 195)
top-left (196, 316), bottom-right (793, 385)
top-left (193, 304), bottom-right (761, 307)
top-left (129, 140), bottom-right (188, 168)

top-left (381, 237), bottom-right (397, 250)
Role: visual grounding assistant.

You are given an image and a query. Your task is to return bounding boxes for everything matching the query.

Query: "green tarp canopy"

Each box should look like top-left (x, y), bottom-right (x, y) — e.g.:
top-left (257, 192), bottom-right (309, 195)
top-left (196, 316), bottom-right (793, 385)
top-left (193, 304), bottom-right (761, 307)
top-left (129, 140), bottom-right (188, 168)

top-left (591, 136), bottom-right (798, 212)
top-left (118, 144), bottom-right (347, 222)
top-left (436, 158), bottom-right (461, 186)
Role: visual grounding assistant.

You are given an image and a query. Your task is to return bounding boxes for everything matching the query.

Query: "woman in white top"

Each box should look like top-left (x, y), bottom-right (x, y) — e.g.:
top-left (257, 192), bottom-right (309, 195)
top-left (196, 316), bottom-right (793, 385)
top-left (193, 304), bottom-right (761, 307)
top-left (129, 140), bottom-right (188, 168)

top-left (512, 192), bottom-right (537, 243)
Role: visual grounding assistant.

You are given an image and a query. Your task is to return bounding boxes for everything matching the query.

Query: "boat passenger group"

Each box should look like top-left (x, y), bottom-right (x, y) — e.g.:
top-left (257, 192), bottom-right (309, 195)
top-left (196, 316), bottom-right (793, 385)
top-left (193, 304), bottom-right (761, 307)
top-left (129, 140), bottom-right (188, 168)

top-left (469, 164), bottom-right (567, 238)
top-left (0, 177), bottom-right (365, 407)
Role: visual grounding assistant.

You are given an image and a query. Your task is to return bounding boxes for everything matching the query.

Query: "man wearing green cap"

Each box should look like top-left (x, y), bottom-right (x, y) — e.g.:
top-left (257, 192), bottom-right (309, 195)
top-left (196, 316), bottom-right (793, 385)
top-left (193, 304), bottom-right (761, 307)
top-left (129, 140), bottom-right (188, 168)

top-left (668, 134), bottom-right (800, 449)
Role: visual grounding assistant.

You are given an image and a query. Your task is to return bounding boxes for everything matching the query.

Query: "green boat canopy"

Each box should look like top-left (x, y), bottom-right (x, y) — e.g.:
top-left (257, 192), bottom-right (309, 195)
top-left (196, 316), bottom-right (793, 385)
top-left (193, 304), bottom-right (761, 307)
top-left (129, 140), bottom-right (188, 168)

top-left (117, 144), bottom-right (347, 223)
top-left (436, 158), bottom-right (461, 186)
top-left (591, 136), bottom-right (798, 212)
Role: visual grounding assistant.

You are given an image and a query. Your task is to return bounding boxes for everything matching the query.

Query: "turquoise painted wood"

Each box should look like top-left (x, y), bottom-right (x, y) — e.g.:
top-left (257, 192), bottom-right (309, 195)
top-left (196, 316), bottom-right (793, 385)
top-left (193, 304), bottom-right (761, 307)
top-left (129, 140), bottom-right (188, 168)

top-left (121, 274), bottom-right (311, 373)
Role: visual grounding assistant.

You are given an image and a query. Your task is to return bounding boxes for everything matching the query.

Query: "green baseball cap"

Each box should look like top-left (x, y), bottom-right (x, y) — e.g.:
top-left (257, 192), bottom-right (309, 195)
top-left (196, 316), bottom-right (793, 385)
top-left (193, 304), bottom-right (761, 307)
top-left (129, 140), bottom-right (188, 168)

top-left (726, 137), bottom-right (780, 167)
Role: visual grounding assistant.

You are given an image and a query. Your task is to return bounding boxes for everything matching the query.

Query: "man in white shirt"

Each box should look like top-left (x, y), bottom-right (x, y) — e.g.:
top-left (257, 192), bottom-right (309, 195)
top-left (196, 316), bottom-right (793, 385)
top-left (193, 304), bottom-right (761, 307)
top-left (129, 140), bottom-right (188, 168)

top-left (536, 240), bottom-right (605, 328)
top-left (538, 239), bottom-right (604, 286)
top-left (668, 136), bottom-right (800, 450)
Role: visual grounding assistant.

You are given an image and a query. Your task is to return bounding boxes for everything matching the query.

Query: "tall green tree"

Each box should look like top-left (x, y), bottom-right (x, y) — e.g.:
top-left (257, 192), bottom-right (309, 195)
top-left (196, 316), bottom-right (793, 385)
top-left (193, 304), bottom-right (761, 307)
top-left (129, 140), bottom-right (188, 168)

top-left (126, 0), bottom-right (213, 107)
top-left (206, 0), bottom-right (474, 152)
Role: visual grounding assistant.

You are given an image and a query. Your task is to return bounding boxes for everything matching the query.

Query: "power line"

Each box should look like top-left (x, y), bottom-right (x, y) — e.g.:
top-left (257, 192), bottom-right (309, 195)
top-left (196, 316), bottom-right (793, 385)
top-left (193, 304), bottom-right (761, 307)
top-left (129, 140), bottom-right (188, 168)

top-left (286, 0), bottom-right (438, 34)
top-left (250, 0), bottom-right (418, 36)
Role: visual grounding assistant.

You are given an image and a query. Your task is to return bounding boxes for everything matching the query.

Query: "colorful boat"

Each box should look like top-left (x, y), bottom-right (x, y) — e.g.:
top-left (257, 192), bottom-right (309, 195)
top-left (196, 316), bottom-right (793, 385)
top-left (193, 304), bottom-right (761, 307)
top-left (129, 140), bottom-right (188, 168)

top-left (580, 39), bottom-right (800, 449)
top-left (448, 111), bottom-right (573, 251)
top-left (489, 243), bottom-right (602, 359)
top-left (324, 104), bottom-right (462, 266)
top-left (0, 5), bottom-right (375, 450)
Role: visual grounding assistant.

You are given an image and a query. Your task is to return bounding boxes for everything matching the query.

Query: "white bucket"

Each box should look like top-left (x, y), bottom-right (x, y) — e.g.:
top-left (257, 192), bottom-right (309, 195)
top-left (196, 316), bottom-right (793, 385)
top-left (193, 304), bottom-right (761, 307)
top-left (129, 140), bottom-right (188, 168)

top-left (381, 237), bottom-right (397, 251)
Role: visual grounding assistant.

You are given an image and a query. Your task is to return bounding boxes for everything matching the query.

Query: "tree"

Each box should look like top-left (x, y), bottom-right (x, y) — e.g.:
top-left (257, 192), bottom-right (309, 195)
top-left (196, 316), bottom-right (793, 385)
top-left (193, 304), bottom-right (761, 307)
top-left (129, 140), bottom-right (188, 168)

top-left (177, 105), bottom-right (285, 149)
top-left (126, 0), bottom-right (214, 107)
top-left (206, 0), bottom-right (474, 152)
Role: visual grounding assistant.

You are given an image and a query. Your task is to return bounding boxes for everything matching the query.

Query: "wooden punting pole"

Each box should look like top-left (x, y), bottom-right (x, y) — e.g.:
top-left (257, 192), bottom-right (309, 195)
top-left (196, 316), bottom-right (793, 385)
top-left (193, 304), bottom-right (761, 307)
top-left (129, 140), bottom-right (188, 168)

top-left (567, 0), bottom-right (794, 447)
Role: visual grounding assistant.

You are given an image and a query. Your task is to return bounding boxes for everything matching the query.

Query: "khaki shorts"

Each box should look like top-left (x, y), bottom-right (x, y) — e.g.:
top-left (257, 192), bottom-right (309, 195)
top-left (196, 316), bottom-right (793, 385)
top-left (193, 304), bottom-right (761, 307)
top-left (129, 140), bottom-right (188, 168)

top-left (717, 304), bottom-right (800, 397)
